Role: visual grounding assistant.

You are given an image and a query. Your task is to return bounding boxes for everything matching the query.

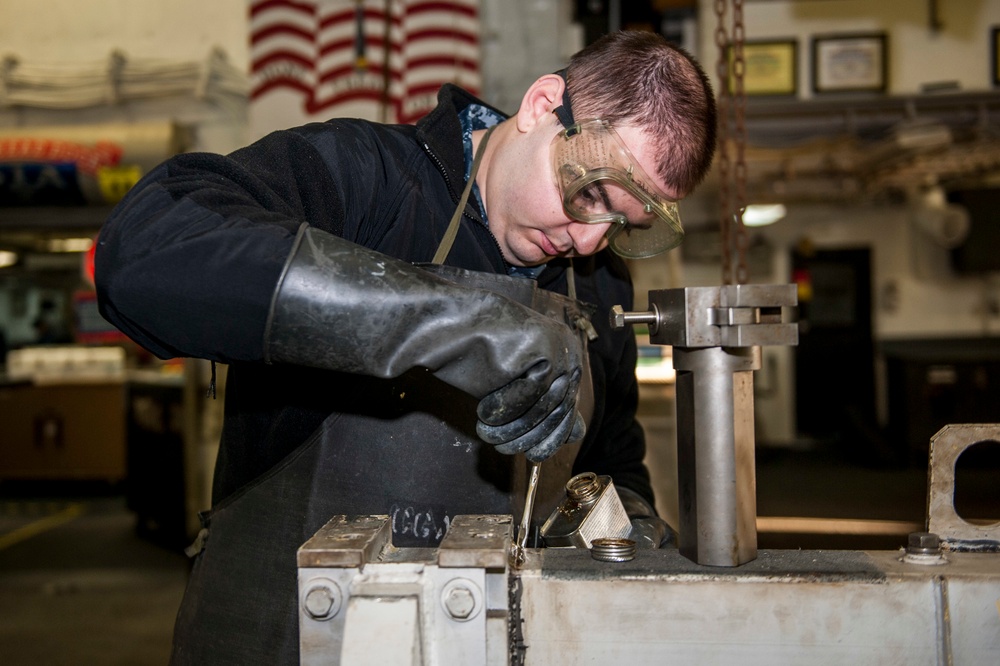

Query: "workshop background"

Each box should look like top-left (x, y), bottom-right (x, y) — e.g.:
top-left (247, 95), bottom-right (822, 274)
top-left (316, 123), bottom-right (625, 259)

top-left (1, 1), bottom-right (999, 664)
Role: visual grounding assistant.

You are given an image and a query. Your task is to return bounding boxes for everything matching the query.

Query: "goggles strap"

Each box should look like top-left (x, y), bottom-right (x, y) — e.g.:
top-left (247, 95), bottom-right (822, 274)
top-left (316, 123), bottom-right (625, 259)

top-left (552, 68), bottom-right (575, 130)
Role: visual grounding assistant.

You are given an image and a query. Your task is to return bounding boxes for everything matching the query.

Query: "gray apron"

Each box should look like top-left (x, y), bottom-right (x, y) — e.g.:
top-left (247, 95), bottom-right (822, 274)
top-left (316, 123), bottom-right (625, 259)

top-left (169, 127), bottom-right (597, 665)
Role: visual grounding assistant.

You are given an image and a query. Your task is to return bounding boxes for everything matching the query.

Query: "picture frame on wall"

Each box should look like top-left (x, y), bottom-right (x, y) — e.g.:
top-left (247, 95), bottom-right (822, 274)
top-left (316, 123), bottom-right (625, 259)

top-left (992, 27), bottom-right (1000, 86)
top-left (812, 32), bottom-right (888, 94)
top-left (730, 39), bottom-right (798, 96)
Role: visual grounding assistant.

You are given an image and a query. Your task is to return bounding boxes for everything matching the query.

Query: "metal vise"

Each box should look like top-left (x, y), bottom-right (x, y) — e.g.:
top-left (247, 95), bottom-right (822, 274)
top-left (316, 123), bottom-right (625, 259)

top-left (611, 284), bottom-right (798, 566)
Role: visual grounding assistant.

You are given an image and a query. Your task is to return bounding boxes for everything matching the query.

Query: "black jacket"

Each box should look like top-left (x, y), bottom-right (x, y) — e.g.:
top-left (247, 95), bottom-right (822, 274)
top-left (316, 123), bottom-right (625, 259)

top-left (96, 84), bottom-right (654, 514)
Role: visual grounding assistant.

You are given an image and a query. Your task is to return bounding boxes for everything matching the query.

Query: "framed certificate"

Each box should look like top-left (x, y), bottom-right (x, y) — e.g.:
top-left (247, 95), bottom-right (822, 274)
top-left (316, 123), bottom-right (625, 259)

top-left (992, 27), bottom-right (1000, 86)
top-left (812, 32), bottom-right (888, 93)
top-left (731, 39), bottom-right (798, 96)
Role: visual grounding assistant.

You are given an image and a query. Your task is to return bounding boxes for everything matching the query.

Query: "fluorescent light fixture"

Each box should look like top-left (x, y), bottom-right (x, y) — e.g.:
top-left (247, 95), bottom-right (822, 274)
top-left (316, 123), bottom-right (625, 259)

top-left (46, 238), bottom-right (94, 253)
top-left (743, 204), bottom-right (787, 227)
top-left (0, 250), bottom-right (17, 268)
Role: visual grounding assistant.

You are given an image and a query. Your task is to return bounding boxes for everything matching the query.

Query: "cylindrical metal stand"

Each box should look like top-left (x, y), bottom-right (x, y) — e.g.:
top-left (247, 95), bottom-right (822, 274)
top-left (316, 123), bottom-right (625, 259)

top-left (673, 345), bottom-right (761, 566)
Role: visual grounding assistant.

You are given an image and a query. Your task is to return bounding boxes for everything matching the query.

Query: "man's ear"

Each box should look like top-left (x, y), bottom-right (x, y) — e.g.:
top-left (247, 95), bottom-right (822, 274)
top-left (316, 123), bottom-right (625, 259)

top-left (514, 74), bottom-right (565, 132)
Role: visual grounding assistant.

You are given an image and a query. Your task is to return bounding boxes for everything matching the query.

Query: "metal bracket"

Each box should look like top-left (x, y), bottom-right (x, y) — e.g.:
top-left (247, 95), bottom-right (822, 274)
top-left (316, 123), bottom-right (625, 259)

top-left (612, 284), bottom-right (798, 349)
top-left (927, 424), bottom-right (1000, 552)
top-left (298, 514), bottom-right (511, 665)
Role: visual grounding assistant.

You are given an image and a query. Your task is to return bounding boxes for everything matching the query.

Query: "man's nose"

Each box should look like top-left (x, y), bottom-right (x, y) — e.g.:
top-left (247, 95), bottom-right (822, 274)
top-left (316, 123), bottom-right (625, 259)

top-left (568, 222), bottom-right (612, 256)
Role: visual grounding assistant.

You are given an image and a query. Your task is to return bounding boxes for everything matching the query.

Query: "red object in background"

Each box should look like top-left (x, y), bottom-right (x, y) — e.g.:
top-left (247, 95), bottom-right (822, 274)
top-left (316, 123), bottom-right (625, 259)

top-left (83, 237), bottom-right (97, 287)
top-left (792, 267), bottom-right (812, 302)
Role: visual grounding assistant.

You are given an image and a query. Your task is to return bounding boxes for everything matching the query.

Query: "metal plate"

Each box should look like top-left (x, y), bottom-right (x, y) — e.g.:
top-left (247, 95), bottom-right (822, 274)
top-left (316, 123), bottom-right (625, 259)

top-left (927, 424), bottom-right (1000, 551)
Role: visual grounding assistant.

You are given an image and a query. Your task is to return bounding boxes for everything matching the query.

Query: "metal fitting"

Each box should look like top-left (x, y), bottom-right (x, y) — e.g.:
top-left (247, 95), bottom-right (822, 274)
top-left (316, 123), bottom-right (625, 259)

top-left (907, 532), bottom-right (942, 555)
top-left (302, 579), bottom-right (342, 620)
top-left (566, 472), bottom-right (602, 505)
top-left (901, 531), bottom-right (948, 566)
top-left (591, 537), bottom-right (637, 562)
top-left (609, 304), bottom-right (660, 334)
top-left (440, 578), bottom-right (482, 622)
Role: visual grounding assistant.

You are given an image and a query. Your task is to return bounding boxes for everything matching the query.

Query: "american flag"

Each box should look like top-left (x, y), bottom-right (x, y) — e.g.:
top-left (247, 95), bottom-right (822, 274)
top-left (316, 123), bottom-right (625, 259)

top-left (249, 0), bottom-right (480, 127)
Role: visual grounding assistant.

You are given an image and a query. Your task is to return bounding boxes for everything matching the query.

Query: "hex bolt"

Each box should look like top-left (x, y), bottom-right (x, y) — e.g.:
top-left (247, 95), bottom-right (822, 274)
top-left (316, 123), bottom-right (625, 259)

top-left (443, 586), bottom-right (476, 620)
top-left (303, 582), bottom-right (341, 621)
top-left (609, 304), bottom-right (660, 333)
top-left (907, 532), bottom-right (941, 555)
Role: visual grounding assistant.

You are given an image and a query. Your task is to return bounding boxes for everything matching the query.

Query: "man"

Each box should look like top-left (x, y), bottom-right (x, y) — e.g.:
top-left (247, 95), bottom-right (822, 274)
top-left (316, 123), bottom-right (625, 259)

top-left (96, 29), bottom-right (716, 665)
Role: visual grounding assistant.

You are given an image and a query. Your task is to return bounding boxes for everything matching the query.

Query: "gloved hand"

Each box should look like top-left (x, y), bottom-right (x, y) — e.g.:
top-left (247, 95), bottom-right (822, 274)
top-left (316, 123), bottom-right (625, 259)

top-left (264, 225), bottom-right (586, 461)
top-left (617, 486), bottom-right (675, 549)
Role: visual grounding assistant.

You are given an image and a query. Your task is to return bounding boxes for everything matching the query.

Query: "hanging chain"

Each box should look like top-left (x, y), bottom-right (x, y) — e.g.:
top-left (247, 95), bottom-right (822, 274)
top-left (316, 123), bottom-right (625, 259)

top-left (732, 0), bottom-right (749, 285)
top-left (713, 0), bottom-right (732, 285)
top-left (715, 0), bottom-right (749, 285)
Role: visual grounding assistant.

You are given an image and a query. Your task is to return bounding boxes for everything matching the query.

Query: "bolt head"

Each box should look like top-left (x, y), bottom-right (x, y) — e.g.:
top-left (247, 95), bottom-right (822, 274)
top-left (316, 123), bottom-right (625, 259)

top-left (907, 531), bottom-right (941, 554)
top-left (304, 584), bottom-right (340, 620)
top-left (610, 305), bottom-right (625, 329)
top-left (443, 586), bottom-right (476, 619)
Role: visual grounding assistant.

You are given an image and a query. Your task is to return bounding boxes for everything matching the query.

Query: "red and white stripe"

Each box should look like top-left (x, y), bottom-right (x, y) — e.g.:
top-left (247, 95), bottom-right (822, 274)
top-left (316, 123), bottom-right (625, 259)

top-left (249, 0), bottom-right (480, 124)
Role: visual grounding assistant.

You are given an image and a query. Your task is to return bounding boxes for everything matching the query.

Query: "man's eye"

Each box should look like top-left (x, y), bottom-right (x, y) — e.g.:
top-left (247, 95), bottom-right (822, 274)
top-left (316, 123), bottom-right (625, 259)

top-left (579, 185), bottom-right (606, 209)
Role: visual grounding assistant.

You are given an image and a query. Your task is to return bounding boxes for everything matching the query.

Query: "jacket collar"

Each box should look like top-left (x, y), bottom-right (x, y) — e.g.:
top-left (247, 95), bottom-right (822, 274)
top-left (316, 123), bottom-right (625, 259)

top-left (415, 84), bottom-right (507, 205)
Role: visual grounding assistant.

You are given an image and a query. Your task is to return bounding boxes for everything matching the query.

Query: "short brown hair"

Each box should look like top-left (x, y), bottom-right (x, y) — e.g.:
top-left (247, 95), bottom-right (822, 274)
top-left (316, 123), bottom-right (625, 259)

top-left (566, 30), bottom-right (717, 196)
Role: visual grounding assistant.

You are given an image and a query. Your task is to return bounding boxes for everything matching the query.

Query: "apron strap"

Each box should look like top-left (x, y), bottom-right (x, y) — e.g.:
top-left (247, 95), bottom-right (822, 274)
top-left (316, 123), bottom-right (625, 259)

top-left (433, 124), bottom-right (497, 265)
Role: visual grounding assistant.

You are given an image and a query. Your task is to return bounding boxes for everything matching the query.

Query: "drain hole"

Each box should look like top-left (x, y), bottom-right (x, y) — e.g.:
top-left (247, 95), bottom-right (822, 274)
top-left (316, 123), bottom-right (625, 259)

top-left (953, 439), bottom-right (1000, 524)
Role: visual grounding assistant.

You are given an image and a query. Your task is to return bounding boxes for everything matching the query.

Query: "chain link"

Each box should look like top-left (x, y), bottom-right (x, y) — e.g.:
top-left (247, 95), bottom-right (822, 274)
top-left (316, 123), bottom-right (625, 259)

top-left (715, 0), bottom-right (749, 285)
top-left (732, 0), bottom-right (749, 285)
top-left (714, 0), bottom-right (732, 284)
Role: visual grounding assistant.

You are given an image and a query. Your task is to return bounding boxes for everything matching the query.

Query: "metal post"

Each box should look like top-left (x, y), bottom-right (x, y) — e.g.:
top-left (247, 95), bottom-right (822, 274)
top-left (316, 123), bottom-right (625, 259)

top-left (674, 345), bottom-right (760, 566)
top-left (611, 284), bottom-right (797, 567)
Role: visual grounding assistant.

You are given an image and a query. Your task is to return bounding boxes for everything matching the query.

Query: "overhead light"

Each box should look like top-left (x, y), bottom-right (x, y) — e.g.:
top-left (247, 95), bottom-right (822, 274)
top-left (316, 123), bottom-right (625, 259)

top-left (743, 204), bottom-right (787, 227)
top-left (45, 238), bottom-right (94, 253)
top-left (0, 250), bottom-right (17, 268)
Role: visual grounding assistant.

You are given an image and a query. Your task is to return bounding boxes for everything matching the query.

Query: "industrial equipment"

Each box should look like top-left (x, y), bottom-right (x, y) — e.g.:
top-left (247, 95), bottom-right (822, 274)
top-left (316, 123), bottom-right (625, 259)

top-left (296, 286), bottom-right (999, 664)
top-left (611, 283), bottom-right (798, 566)
top-left (298, 427), bottom-right (999, 665)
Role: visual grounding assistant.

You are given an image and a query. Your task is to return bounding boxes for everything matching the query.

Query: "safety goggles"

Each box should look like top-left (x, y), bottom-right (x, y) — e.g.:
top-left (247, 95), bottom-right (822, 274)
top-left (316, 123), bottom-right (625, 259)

top-left (551, 119), bottom-right (684, 259)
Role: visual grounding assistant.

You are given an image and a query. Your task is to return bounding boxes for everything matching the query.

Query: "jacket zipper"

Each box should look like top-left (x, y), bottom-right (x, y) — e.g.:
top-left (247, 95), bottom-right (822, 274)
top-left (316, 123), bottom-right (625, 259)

top-left (422, 140), bottom-right (512, 272)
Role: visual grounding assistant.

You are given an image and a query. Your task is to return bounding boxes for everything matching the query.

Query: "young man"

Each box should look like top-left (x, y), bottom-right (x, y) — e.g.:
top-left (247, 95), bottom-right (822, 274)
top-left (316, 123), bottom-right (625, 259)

top-left (96, 29), bottom-right (716, 665)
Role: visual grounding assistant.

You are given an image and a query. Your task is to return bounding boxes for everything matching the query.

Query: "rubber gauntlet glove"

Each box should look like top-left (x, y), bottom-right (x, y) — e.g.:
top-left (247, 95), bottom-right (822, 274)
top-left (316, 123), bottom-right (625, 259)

top-left (264, 225), bottom-right (585, 461)
top-left (618, 486), bottom-right (675, 549)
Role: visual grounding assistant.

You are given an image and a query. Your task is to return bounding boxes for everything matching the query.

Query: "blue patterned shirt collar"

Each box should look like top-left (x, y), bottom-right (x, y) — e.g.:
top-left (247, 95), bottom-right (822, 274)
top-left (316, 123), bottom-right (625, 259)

top-left (459, 103), bottom-right (503, 220)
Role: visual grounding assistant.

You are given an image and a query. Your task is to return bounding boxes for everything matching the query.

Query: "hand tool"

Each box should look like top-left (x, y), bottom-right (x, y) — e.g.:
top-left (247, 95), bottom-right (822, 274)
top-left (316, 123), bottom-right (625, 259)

top-left (509, 459), bottom-right (541, 569)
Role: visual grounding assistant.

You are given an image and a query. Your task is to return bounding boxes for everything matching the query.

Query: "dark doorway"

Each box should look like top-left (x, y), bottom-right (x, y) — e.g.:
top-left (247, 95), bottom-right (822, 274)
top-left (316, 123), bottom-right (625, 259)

top-left (792, 247), bottom-right (887, 462)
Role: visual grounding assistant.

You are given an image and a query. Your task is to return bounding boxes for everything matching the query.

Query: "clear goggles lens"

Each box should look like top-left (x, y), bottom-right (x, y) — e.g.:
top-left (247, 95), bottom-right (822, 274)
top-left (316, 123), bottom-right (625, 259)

top-left (551, 119), bottom-right (684, 259)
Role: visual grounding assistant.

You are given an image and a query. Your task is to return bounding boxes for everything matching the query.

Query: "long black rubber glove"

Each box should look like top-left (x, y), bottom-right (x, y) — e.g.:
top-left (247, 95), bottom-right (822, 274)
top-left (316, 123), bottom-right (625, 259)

top-left (618, 486), bottom-right (675, 549)
top-left (264, 225), bottom-right (585, 461)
